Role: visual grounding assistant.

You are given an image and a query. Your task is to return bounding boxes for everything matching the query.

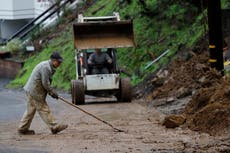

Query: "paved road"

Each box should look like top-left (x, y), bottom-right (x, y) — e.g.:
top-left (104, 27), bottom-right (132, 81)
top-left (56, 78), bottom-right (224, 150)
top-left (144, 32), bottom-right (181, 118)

top-left (0, 78), bottom-right (45, 152)
top-left (0, 78), bottom-right (70, 153)
top-left (0, 87), bottom-right (25, 121)
top-left (0, 78), bottom-right (67, 122)
top-left (0, 78), bottom-right (228, 153)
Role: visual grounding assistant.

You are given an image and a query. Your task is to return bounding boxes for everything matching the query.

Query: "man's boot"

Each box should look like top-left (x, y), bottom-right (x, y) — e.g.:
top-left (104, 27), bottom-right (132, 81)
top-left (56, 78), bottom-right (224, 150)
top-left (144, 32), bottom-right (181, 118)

top-left (18, 129), bottom-right (35, 135)
top-left (51, 124), bottom-right (68, 134)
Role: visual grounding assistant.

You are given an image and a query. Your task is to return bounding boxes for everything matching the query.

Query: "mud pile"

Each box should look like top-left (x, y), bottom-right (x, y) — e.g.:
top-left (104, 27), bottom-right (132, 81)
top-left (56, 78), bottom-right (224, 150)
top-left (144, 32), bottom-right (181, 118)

top-left (184, 78), bottom-right (230, 135)
top-left (149, 51), bottom-right (222, 100)
top-left (145, 42), bottom-right (230, 135)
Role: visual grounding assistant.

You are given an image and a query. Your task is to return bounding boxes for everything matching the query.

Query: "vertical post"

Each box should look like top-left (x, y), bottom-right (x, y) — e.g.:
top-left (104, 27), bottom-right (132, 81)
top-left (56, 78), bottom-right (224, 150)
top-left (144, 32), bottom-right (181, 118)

top-left (207, 0), bottom-right (224, 74)
top-left (75, 50), bottom-right (79, 80)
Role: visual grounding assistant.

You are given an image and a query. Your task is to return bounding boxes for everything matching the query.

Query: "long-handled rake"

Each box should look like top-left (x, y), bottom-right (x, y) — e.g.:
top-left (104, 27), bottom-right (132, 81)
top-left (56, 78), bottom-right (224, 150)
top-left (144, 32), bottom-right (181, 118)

top-left (58, 96), bottom-right (125, 132)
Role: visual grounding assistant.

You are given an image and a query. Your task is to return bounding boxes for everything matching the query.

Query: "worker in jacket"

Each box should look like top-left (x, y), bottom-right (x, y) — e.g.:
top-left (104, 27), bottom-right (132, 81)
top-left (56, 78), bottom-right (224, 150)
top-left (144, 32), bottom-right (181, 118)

top-left (88, 49), bottom-right (112, 74)
top-left (18, 52), bottom-right (68, 135)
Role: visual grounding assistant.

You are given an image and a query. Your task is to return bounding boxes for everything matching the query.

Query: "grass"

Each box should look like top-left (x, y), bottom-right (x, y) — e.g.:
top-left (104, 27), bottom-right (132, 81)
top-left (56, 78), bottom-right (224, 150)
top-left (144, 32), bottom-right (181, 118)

top-left (8, 28), bottom-right (75, 91)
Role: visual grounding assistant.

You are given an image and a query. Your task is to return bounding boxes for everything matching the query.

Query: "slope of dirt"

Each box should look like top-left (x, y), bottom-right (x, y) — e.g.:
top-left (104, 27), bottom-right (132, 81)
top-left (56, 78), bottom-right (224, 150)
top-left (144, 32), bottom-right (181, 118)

top-left (149, 51), bottom-right (222, 100)
top-left (184, 77), bottom-right (230, 136)
top-left (141, 39), bottom-right (230, 136)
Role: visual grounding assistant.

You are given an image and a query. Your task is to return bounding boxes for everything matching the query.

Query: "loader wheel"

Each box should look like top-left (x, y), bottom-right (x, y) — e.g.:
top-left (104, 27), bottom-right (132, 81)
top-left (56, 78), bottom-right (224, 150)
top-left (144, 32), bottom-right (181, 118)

top-left (71, 80), bottom-right (85, 105)
top-left (117, 78), bottom-right (132, 102)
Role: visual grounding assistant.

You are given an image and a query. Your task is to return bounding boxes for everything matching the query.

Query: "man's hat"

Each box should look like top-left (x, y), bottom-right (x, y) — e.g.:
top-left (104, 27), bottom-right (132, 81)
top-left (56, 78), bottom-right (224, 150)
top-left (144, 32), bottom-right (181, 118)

top-left (50, 52), bottom-right (63, 62)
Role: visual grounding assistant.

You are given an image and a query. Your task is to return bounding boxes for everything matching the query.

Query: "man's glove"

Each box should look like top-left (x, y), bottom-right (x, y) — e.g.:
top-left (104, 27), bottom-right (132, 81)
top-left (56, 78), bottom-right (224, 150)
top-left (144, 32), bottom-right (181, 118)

top-left (49, 91), bottom-right (59, 99)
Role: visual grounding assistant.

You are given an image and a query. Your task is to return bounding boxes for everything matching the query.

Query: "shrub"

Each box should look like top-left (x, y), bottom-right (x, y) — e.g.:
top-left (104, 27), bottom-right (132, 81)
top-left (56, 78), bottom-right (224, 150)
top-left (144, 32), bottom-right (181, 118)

top-left (6, 38), bottom-right (24, 54)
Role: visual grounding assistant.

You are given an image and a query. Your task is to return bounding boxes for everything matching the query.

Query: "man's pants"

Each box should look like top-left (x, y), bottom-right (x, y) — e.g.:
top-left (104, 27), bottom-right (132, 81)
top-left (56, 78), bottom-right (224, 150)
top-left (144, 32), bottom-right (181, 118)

top-left (92, 67), bottom-right (109, 74)
top-left (18, 93), bottom-right (57, 131)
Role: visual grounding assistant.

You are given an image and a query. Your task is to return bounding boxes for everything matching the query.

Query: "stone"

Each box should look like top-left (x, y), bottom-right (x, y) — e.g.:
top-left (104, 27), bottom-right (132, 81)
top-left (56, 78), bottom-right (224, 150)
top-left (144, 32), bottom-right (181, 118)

top-left (163, 114), bottom-right (186, 128)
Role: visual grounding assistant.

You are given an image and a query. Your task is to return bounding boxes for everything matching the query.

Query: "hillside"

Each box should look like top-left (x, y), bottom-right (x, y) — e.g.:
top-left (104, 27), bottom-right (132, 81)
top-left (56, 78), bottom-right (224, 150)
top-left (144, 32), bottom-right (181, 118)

top-left (9, 0), bottom-right (208, 90)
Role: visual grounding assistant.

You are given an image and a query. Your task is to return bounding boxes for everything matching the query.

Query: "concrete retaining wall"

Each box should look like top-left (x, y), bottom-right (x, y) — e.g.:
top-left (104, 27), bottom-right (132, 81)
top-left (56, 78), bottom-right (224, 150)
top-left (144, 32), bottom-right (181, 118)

top-left (0, 59), bottom-right (23, 78)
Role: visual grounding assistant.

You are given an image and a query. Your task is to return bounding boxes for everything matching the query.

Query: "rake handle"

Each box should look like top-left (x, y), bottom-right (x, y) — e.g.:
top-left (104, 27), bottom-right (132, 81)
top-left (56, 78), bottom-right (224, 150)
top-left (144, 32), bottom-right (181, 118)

top-left (58, 96), bottom-right (124, 132)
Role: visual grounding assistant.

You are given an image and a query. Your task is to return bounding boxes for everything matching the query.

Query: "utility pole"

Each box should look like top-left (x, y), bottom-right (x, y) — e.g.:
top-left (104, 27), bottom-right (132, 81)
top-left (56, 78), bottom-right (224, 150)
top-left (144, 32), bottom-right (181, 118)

top-left (207, 0), bottom-right (224, 75)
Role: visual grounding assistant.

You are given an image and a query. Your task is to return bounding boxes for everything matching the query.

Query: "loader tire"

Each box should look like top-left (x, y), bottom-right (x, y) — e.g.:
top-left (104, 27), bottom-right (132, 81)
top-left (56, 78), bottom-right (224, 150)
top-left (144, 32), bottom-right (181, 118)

top-left (71, 80), bottom-right (85, 105)
top-left (117, 78), bottom-right (132, 102)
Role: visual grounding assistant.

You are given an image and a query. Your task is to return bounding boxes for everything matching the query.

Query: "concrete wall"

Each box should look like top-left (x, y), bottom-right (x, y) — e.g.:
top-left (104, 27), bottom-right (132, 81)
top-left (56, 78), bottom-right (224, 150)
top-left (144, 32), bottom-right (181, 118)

top-left (0, 59), bottom-right (23, 78)
top-left (0, 0), bottom-right (34, 20)
top-left (0, 0), bottom-right (14, 19)
top-left (0, 0), bottom-right (53, 20)
top-left (0, 19), bottom-right (31, 39)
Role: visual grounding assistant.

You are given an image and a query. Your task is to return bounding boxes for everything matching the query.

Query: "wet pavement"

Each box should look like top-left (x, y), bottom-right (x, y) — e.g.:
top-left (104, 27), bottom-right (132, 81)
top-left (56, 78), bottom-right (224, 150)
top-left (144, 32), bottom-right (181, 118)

top-left (0, 78), bottom-right (9, 89)
top-left (0, 78), bottom-right (71, 122)
top-left (0, 78), bottom-right (229, 153)
top-left (0, 144), bottom-right (49, 153)
top-left (0, 78), bottom-right (69, 153)
top-left (0, 78), bottom-right (25, 121)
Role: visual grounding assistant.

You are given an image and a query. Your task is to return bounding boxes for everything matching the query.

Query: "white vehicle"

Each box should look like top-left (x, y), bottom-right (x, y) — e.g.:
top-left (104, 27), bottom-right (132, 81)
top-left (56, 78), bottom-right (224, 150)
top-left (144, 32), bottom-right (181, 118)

top-left (71, 12), bottom-right (135, 105)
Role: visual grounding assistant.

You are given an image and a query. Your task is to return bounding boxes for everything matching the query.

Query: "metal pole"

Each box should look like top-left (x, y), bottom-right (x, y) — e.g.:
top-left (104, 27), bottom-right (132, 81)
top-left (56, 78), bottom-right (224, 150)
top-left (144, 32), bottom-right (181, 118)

top-left (144, 49), bottom-right (170, 70)
top-left (75, 50), bottom-right (79, 80)
top-left (207, 0), bottom-right (224, 75)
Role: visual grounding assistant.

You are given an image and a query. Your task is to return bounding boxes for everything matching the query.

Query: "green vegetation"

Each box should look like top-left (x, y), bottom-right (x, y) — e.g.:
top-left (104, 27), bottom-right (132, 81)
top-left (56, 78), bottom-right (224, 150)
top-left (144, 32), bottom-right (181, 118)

top-left (85, 0), bottom-right (204, 84)
top-left (9, 27), bottom-right (75, 90)
top-left (9, 0), bottom-right (230, 90)
top-left (5, 38), bottom-right (24, 54)
top-left (222, 0), bottom-right (230, 8)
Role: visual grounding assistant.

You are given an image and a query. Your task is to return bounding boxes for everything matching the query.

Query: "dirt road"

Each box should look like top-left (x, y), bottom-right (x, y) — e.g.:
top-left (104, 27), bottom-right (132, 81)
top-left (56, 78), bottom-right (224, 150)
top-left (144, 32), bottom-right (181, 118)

top-left (0, 79), bottom-right (229, 153)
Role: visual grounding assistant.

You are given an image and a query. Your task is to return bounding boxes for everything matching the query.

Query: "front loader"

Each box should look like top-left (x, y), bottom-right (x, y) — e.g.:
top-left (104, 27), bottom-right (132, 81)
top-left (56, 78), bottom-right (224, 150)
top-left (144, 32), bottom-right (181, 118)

top-left (71, 12), bottom-right (135, 105)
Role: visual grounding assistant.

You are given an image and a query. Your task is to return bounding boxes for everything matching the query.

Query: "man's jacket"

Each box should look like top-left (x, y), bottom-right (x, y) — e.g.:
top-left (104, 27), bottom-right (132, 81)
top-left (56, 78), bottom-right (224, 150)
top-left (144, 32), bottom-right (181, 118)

top-left (24, 60), bottom-right (56, 101)
top-left (88, 52), bottom-right (112, 65)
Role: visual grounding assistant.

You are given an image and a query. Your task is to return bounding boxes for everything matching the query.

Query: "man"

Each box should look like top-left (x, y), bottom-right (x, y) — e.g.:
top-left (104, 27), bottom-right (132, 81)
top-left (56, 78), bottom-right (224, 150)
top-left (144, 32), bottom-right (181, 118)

top-left (18, 52), bottom-right (68, 135)
top-left (87, 49), bottom-right (112, 74)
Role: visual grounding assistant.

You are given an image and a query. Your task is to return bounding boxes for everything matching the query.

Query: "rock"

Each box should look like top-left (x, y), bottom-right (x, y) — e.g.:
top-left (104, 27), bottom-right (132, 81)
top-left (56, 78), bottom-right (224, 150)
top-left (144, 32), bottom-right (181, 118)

top-left (151, 77), bottom-right (165, 87)
top-left (198, 76), bottom-right (206, 83)
top-left (224, 87), bottom-right (230, 95)
top-left (163, 114), bottom-right (186, 128)
top-left (176, 87), bottom-right (192, 99)
top-left (156, 70), bottom-right (169, 78)
top-left (166, 97), bottom-right (175, 102)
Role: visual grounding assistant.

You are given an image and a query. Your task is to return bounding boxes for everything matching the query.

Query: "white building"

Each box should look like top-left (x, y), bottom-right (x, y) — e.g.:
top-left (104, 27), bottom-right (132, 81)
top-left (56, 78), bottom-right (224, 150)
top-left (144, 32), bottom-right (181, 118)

top-left (0, 0), bottom-right (52, 40)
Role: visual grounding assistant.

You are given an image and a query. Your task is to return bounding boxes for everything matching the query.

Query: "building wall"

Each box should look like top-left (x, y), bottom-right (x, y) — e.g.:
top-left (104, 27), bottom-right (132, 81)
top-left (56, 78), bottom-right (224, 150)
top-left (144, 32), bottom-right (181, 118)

top-left (13, 0), bottom-right (34, 19)
top-left (0, 0), bottom-right (52, 39)
top-left (34, 0), bottom-right (53, 17)
top-left (0, 0), bottom-right (14, 19)
top-left (0, 0), bottom-right (34, 20)
top-left (0, 19), bottom-right (30, 39)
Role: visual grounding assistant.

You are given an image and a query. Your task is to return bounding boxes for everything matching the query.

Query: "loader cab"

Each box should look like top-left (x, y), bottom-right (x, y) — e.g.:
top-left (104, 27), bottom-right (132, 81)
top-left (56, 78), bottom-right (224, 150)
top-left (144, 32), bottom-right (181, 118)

top-left (79, 48), bottom-right (118, 75)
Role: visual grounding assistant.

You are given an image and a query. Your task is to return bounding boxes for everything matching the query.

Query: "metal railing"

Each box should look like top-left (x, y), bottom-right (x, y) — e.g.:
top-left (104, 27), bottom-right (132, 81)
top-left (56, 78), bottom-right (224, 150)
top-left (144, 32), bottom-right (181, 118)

top-left (6, 0), bottom-right (75, 43)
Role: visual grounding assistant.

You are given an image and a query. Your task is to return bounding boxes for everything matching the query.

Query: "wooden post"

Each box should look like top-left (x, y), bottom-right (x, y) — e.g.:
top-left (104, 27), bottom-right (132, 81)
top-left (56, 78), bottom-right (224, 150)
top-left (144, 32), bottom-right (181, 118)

top-left (207, 0), bottom-right (224, 74)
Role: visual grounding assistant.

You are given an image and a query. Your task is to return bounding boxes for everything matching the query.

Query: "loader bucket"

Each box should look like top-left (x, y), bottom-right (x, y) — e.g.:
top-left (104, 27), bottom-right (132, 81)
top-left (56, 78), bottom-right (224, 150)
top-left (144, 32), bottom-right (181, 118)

top-left (73, 20), bottom-right (135, 50)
